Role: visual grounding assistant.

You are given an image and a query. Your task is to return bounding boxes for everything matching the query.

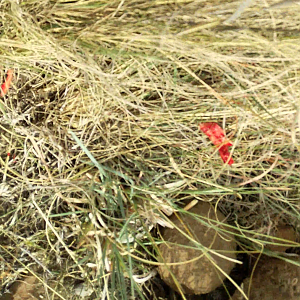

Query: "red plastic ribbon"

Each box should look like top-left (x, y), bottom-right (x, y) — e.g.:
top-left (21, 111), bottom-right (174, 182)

top-left (199, 122), bottom-right (234, 165)
top-left (1, 69), bottom-right (13, 97)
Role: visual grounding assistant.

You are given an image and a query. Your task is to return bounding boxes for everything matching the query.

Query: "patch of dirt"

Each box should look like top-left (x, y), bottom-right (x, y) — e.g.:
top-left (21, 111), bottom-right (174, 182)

top-left (158, 201), bottom-right (237, 295)
top-left (0, 276), bottom-right (43, 300)
top-left (232, 257), bottom-right (300, 300)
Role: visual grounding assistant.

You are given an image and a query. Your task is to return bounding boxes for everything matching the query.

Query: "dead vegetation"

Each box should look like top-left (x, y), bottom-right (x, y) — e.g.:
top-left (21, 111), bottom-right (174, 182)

top-left (1, 0), bottom-right (300, 299)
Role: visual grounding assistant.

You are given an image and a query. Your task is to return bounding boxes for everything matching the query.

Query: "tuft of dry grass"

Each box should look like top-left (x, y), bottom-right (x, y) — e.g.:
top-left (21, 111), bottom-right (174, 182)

top-left (1, 0), bottom-right (300, 299)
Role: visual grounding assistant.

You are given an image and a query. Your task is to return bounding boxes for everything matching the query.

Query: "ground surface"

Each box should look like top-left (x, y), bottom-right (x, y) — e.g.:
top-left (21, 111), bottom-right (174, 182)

top-left (1, 0), bottom-right (300, 299)
top-left (232, 256), bottom-right (300, 300)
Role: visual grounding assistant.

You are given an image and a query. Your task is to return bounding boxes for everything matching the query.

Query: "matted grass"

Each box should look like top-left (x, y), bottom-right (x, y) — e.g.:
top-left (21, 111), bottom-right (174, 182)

top-left (1, 0), bottom-right (300, 299)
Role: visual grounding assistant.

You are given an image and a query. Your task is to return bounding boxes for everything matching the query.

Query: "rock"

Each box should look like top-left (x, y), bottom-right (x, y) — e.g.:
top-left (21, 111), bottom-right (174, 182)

top-left (232, 257), bottom-right (300, 300)
top-left (158, 201), bottom-right (237, 295)
top-left (73, 282), bottom-right (94, 298)
top-left (266, 225), bottom-right (297, 252)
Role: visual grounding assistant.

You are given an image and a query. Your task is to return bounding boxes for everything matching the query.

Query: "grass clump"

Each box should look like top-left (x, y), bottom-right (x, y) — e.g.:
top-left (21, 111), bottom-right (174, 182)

top-left (1, 0), bottom-right (300, 299)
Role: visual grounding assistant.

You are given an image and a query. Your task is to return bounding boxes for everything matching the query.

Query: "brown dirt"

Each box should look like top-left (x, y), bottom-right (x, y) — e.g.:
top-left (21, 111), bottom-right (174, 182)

top-left (231, 257), bottom-right (300, 300)
top-left (0, 276), bottom-right (43, 300)
top-left (158, 201), bottom-right (237, 295)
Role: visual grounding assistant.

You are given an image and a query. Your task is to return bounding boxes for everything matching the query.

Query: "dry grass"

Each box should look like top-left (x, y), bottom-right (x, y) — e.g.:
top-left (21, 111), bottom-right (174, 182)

top-left (1, 0), bottom-right (300, 299)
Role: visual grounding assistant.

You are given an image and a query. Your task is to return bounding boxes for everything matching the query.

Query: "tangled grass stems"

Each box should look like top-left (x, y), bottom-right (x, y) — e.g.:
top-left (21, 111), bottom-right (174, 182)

top-left (1, 0), bottom-right (300, 299)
